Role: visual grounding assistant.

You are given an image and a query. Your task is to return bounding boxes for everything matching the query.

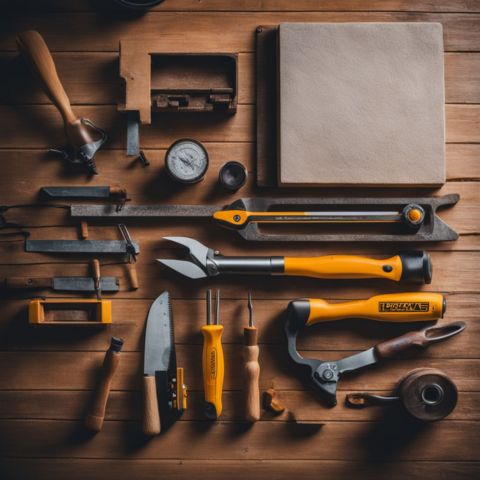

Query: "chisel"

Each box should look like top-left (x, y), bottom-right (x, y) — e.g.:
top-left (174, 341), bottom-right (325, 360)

top-left (202, 289), bottom-right (224, 420)
top-left (244, 293), bottom-right (260, 422)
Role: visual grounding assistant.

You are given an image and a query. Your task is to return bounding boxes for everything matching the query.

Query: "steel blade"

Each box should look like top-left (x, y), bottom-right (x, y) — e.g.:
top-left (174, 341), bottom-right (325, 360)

top-left (126, 112), bottom-right (140, 156)
top-left (70, 204), bottom-right (219, 218)
top-left (52, 276), bottom-right (119, 292)
top-left (336, 348), bottom-right (378, 374)
top-left (26, 240), bottom-right (140, 255)
top-left (157, 259), bottom-right (208, 279)
top-left (41, 186), bottom-right (110, 199)
top-left (144, 291), bottom-right (173, 375)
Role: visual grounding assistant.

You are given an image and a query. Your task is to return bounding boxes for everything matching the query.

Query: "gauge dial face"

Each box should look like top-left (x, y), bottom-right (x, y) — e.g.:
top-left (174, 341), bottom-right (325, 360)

top-left (165, 139), bottom-right (209, 183)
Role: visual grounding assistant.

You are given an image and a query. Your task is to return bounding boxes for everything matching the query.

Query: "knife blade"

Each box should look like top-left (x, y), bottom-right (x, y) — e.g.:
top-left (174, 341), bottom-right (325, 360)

top-left (143, 291), bottom-right (174, 435)
top-left (3, 276), bottom-right (119, 292)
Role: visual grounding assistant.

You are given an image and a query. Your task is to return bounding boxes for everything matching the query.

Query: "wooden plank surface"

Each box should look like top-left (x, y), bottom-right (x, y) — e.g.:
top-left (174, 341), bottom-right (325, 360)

top-left (0, 3), bottom-right (479, 480)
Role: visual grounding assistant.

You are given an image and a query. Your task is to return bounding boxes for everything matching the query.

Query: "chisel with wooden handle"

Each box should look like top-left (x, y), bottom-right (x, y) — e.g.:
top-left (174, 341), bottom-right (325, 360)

top-left (85, 337), bottom-right (124, 432)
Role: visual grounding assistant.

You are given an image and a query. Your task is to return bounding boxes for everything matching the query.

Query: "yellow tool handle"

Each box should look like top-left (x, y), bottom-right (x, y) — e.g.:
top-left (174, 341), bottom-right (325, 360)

top-left (284, 255), bottom-right (403, 281)
top-left (244, 327), bottom-right (260, 422)
top-left (201, 324), bottom-right (224, 419)
top-left (306, 292), bottom-right (445, 325)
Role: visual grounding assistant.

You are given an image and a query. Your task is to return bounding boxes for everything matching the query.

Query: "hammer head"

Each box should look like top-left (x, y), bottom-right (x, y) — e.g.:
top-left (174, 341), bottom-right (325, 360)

top-left (285, 299), bottom-right (340, 406)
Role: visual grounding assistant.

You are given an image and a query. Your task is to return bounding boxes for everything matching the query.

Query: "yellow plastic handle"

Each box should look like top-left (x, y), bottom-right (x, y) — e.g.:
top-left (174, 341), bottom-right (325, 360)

top-left (284, 255), bottom-right (403, 281)
top-left (306, 292), bottom-right (445, 325)
top-left (201, 324), bottom-right (224, 419)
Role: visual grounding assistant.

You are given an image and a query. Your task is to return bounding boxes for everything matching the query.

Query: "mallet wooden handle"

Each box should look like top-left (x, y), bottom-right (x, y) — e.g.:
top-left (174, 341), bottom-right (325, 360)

top-left (244, 327), bottom-right (260, 422)
top-left (142, 375), bottom-right (161, 435)
top-left (85, 337), bottom-right (123, 432)
top-left (16, 30), bottom-right (76, 124)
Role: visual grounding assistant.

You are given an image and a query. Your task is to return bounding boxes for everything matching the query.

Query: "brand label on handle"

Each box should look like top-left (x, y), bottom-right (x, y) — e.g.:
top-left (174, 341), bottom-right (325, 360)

top-left (209, 349), bottom-right (217, 379)
top-left (379, 302), bottom-right (429, 312)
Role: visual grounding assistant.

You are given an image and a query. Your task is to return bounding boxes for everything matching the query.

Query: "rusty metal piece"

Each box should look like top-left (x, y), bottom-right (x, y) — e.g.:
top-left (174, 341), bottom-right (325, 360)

top-left (263, 388), bottom-right (286, 414)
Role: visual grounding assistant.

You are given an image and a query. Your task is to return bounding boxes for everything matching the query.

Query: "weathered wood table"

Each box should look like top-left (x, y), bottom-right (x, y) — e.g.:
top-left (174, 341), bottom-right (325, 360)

top-left (0, 1), bottom-right (479, 479)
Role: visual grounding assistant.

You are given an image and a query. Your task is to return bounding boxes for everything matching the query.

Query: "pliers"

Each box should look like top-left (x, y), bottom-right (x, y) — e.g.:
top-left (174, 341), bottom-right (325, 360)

top-left (156, 236), bottom-right (432, 283)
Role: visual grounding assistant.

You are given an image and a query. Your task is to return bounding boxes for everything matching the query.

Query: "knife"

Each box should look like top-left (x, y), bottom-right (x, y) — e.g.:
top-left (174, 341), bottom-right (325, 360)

top-left (143, 291), bottom-right (187, 435)
top-left (3, 276), bottom-right (119, 292)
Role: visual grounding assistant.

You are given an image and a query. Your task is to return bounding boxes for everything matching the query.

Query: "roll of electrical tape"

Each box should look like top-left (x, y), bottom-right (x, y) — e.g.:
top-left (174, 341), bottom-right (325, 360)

top-left (398, 368), bottom-right (458, 422)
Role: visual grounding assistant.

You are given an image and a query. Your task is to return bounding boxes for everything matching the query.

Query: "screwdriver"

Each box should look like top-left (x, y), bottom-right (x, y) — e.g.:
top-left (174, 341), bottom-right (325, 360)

top-left (244, 293), bottom-right (260, 422)
top-left (202, 289), bottom-right (224, 420)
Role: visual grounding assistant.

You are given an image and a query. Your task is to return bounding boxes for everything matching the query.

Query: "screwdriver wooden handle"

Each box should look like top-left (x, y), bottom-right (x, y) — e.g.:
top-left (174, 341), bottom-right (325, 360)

top-left (306, 293), bottom-right (445, 325)
top-left (201, 325), bottom-right (224, 419)
top-left (3, 277), bottom-right (53, 289)
top-left (284, 252), bottom-right (431, 283)
top-left (142, 375), bottom-right (161, 435)
top-left (244, 327), bottom-right (260, 422)
top-left (85, 338), bottom-right (123, 432)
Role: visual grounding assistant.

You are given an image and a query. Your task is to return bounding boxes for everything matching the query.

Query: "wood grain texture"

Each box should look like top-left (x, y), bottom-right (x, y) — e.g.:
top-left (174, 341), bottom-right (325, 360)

top-left (0, 52), bottom-right (478, 105)
top-left (0, 459), bottom-right (479, 480)
top-left (0, 2), bottom-right (479, 480)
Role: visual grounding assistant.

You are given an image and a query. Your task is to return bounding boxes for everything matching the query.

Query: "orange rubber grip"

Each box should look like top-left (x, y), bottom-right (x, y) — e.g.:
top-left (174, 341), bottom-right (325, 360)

top-left (306, 292), bottom-right (445, 325)
top-left (284, 255), bottom-right (403, 281)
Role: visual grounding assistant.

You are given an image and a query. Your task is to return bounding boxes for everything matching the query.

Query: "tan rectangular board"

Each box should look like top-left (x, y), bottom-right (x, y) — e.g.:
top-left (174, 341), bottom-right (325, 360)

top-left (259, 22), bottom-right (446, 187)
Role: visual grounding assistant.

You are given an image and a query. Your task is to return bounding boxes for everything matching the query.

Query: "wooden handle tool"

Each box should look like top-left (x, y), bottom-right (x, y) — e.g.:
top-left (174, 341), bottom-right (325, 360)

top-left (91, 258), bottom-right (101, 299)
top-left (142, 374), bottom-right (161, 435)
top-left (375, 321), bottom-right (466, 359)
top-left (244, 293), bottom-right (260, 422)
top-left (85, 337), bottom-right (124, 432)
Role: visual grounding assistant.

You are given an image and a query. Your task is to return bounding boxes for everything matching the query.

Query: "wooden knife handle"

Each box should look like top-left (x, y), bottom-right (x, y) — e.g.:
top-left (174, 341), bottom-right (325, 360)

top-left (375, 321), bottom-right (466, 359)
top-left (244, 327), bottom-right (260, 422)
top-left (142, 375), bottom-right (161, 435)
top-left (16, 30), bottom-right (76, 124)
top-left (85, 347), bottom-right (121, 432)
top-left (4, 277), bottom-right (52, 289)
top-left (127, 262), bottom-right (139, 290)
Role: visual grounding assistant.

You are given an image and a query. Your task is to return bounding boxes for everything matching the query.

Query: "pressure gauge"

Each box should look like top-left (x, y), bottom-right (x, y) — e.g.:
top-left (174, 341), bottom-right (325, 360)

top-left (165, 139), bottom-right (209, 184)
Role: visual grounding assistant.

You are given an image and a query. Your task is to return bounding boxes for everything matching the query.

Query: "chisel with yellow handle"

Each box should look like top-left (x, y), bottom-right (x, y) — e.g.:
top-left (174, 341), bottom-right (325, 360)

top-left (157, 237), bottom-right (432, 284)
top-left (202, 289), bottom-right (224, 420)
top-left (287, 292), bottom-right (446, 330)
